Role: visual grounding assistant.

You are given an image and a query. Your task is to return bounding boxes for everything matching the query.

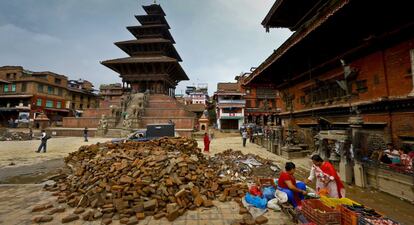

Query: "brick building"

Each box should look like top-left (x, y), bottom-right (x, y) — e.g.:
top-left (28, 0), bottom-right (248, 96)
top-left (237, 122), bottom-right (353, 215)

top-left (67, 79), bottom-right (99, 114)
top-left (237, 72), bottom-right (280, 126)
top-left (245, 0), bottom-right (414, 150)
top-left (0, 66), bottom-right (99, 126)
top-left (99, 83), bottom-right (123, 108)
top-left (242, 0), bottom-right (414, 201)
top-left (184, 84), bottom-right (208, 105)
top-left (214, 83), bottom-right (245, 130)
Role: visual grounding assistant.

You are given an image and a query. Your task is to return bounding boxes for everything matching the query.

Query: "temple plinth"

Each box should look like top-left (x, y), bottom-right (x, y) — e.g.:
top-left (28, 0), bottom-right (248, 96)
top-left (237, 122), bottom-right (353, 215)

top-left (101, 4), bottom-right (188, 96)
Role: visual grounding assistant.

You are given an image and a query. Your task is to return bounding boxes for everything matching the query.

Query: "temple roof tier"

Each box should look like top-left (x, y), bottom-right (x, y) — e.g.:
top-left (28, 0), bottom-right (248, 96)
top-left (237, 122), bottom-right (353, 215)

top-left (127, 25), bottom-right (175, 43)
top-left (143, 4), bottom-right (166, 16)
top-left (101, 56), bottom-right (188, 81)
top-left (135, 14), bottom-right (170, 28)
top-left (114, 38), bottom-right (182, 61)
top-left (102, 3), bottom-right (188, 90)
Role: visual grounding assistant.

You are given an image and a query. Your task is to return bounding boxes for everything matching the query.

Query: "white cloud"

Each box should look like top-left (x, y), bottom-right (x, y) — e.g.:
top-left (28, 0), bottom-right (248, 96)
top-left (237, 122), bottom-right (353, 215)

top-left (0, 0), bottom-right (291, 95)
top-left (0, 24), bottom-right (61, 45)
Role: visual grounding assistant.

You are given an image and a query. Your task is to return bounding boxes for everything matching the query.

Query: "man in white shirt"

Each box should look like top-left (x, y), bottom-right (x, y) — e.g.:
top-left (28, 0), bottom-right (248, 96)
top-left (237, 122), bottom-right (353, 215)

top-left (36, 130), bottom-right (48, 153)
top-left (242, 130), bottom-right (248, 147)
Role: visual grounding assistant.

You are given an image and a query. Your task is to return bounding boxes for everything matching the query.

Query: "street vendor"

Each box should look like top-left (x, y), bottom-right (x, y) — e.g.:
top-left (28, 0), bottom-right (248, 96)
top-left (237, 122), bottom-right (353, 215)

top-left (383, 143), bottom-right (400, 164)
top-left (399, 145), bottom-right (412, 170)
top-left (277, 162), bottom-right (307, 208)
top-left (306, 155), bottom-right (345, 198)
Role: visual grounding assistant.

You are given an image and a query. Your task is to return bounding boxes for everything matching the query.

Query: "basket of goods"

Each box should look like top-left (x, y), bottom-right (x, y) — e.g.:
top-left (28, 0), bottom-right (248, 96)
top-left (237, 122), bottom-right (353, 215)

top-left (302, 199), bottom-right (341, 225)
top-left (340, 205), bottom-right (361, 225)
top-left (358, 216), bottom-right (401, 225)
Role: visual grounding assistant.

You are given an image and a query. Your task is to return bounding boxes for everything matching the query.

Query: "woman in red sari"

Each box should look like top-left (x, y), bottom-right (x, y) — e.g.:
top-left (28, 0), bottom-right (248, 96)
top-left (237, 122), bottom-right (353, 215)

top-left (203, 132), bottom-right (210, 152)
top-left (307, 155), bottom-right (345, 198)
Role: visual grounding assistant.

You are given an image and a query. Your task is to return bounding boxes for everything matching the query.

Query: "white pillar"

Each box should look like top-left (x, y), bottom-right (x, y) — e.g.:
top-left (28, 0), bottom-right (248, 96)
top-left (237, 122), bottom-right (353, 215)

top-left (408, 49), bottom-right (414, 96)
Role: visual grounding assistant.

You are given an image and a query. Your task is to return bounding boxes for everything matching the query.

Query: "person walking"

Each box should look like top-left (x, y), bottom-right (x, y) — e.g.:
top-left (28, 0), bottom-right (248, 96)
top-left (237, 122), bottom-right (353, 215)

top-left (203, 132), bottom-right (210, 153)
top-left (242, 130), bottom-right (248, 147)
top-left (83, 127), bottom-right (89, 142)
top-left (249, 127), bottom-right (254, 143)
top-left (36, 130), bottom-right (48, 153)
top-left (28, 128), bottom-right (33, 140)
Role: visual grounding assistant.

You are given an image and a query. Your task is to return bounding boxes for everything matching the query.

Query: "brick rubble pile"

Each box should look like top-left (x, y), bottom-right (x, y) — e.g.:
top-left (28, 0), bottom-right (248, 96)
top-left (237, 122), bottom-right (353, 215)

top-left (38, 137), bottom-right (268, 224)
top-left (0, 128), bottom-right (31, 141)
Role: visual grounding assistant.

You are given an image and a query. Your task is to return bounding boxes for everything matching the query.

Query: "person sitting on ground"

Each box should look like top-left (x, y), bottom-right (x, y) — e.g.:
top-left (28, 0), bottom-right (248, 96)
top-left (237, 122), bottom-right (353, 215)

top-left (399, 145), bottom-right (412, 170)
top-left (277, 162), bottom-right (307, 208)
top-left (384, 143), bottom-right (400, 164)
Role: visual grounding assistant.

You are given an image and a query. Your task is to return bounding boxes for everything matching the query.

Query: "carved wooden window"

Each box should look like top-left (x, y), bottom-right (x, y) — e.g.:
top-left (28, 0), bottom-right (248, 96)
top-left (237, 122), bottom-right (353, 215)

top-left (300, 96), bottom-right (305, 105)
top-left (356, 80), bottom-right (368, 93)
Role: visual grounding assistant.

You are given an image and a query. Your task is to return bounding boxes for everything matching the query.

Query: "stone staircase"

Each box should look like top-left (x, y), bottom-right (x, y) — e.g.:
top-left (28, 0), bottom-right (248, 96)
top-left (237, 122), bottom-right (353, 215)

top-left (141, 94), bottom-right (196, 131)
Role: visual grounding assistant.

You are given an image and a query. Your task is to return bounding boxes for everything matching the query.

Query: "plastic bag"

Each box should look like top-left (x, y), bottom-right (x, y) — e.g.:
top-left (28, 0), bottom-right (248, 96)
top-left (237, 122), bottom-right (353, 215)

top-left (275, 189), bottom-right (288, 203)
top-left (317, 188), bottom-right (330, 197)
top-left (245, 193), bottom-right (268, 209)
top-left (242, 197), bottom-right (267, 219)
top-left (267, 198), bottom-right (281, 211)
top-left (262, 186), bottom-right (276, 200)
top-left (249, 185), bottom-right (262, 197)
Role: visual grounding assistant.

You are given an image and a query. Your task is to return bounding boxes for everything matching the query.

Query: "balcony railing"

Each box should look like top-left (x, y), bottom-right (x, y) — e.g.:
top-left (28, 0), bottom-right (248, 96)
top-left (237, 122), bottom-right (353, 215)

top-left (221, 113), bottom-right (243, 117)
top-left (218, 99), bottom-right (246, 104)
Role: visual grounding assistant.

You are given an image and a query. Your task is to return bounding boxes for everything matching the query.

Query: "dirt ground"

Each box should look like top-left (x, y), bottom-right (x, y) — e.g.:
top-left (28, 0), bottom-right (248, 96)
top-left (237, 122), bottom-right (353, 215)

top-left (197, 135), bottom-right (414, 225)
top-left (0, 134), bottom-right (412, 224)
top-left (0, 137), bottom-right (112, 169)
top-left (0, 135), bottom-right (292, 225)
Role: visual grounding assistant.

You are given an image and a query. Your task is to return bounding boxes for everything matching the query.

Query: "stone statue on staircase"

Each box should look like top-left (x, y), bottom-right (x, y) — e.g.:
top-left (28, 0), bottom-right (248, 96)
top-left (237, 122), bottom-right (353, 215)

top-left (97, 114), bottom-right (109, 136)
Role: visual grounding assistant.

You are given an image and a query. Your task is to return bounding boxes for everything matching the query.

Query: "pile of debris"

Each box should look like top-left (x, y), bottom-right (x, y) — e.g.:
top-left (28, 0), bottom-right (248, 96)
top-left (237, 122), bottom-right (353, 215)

top-left (40, 137), bottom-right (254, 224)
top-left (0, 128), bottom-right (32, 141)
top-left (212, 149), bottom-right (281, 182)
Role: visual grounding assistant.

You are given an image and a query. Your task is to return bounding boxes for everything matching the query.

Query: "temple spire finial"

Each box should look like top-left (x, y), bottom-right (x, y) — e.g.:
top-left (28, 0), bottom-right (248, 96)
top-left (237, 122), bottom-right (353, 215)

top-left (153, 0), bottom-right (157, 4)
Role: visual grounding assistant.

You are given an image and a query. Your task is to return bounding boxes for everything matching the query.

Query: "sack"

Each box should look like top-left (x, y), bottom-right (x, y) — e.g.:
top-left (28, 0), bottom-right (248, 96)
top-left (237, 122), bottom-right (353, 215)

top-left (249, 185), bottom-right (262, 197)
top-left (245, 193), bottom-right (268, 209)
top-left (267, 198), bottom-right (281, 211)
top-left (262, 187), bottom-right (276, 200)
top-left (275, 189), bottom-right (288, 203)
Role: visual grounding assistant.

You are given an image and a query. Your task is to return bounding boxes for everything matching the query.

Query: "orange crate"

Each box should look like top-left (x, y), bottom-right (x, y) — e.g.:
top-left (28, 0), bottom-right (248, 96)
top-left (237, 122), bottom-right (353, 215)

top-left (302, 199), bottom-right (341, 225)
top-left (340, 205), bottom-right (359, 225)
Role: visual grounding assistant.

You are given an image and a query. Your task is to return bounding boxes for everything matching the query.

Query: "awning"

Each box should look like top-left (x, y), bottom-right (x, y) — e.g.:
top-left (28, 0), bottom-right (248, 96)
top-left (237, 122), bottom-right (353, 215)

top-left (0, 79), bottom-right (11, 84)
top-left (0, 108), bottom-right (19, 112)
top-left (0, 94), bottom-right (33, 98)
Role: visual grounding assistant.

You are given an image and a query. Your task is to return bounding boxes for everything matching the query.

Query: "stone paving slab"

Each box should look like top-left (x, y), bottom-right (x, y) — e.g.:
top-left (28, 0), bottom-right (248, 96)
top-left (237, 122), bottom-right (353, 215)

top-left (0, 184), bottom-right (294, 225)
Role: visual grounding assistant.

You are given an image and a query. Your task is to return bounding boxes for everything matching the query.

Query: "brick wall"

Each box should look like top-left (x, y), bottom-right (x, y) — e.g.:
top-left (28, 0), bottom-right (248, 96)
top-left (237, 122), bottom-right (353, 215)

top-left (47, 128), bottom-right (97, 137)
top-left (142, 117), bottom-right (194, 129)
top-left (144, 108), bottom-right (194, 117)
top-left (82, 108), bottom-right (112, 117)
top-left (279, 38), bottom-right (414, 113)
top-left (63, 117), bottom-right (100, 128)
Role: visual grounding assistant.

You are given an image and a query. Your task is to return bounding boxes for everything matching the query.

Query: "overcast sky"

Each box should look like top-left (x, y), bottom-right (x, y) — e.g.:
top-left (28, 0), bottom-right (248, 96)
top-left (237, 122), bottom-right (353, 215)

top-left (0, 0), bottom-right (291, 95)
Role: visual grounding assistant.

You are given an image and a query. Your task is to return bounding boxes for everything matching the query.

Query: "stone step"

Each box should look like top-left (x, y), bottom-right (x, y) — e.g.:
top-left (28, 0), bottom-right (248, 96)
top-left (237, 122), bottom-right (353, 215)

top-left (144, 108), bottom-right (194, 117)
top-left (147, 102), bottom-right (181, 108)
top-left (141, 117), bottom-right (194, 129)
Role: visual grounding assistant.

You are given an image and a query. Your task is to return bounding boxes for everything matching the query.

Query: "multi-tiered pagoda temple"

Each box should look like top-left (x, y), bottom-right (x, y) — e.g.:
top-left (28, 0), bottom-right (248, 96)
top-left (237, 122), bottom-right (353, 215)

top-left (102, 4), bottom-right (188, 96)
